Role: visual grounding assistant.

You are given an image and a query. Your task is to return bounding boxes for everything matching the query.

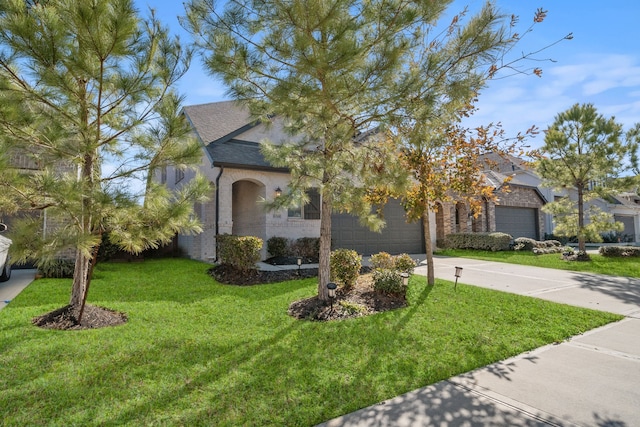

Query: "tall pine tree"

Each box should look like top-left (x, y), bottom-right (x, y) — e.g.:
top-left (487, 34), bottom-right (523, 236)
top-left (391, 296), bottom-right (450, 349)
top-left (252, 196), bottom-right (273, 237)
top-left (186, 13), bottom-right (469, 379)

top-left (0, 0), bottom-right (209, 325)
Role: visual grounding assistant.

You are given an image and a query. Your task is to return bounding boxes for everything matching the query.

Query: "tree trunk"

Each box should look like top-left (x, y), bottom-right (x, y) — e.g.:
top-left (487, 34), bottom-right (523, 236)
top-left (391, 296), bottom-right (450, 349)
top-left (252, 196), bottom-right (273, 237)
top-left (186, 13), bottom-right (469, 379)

top-left (69, 249), bottom-right (92, 322)
top-left (577, 185), bottom-right (586, 252)
top-left (422, 208), bottom-right (435, 286)
top-left (318, 191), bottom-right (332, 301)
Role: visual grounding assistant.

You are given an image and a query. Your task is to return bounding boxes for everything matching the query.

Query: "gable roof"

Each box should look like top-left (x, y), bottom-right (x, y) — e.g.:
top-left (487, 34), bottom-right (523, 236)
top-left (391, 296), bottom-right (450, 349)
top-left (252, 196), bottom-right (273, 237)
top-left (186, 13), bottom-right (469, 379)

top-left (483, 170), bottom-right (548, 203)
top-left (184, 100), bottom-right (290, 171)
top-left (183, 101), bottom-right (255, 145)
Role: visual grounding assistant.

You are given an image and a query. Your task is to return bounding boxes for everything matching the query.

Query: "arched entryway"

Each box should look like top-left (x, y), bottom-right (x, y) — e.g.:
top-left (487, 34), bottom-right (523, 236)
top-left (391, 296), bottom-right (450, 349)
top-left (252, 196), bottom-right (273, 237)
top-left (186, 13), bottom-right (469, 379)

top-left (455, 202), bottom-right (468, 233)
top-left (231, 179), bottom-right (266, 242)
top-left (435, 202), bottom-right (445, 242)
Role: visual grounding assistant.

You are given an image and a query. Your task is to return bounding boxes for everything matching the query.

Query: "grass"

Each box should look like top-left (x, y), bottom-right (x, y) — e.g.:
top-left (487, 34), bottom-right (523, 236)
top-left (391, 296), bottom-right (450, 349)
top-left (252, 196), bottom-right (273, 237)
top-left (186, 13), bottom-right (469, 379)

top-left (436, 249), bottom-right (640, 278)
top-left (0, 259), bottom-right (622, 426)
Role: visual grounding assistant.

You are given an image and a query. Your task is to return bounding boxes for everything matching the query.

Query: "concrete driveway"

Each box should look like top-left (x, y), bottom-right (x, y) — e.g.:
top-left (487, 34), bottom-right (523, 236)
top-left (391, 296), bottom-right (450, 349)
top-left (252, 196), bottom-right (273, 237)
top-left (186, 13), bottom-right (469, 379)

top-left (0, 268), bottom-right (37, 310)
top-left (320, 255), bottom-right (640, 427)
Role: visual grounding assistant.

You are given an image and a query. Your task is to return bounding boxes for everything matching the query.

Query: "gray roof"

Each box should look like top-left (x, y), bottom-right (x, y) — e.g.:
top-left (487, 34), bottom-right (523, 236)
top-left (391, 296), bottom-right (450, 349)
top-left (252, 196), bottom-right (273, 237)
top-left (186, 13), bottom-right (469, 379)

top-left (184, 101), bottom-right (288, 171)
top-left (483, 170), bottom-right (547, 203)
top-left (183, 101), bottom-right (254, 145)
top-left (206, 140), bottom-right (288, 171)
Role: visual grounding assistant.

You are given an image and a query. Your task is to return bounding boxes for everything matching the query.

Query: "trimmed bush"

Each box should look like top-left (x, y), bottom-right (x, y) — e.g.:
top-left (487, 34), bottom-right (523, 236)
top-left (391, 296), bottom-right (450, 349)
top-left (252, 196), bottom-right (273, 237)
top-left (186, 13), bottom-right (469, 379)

top-left (513, 237), bottom-right (536, 251)
top-left (599, 246), bottom-right (640, 258)
top-left (330, 248), bottom-right (361, 289)
top-left (372, 269), bottom-right (407, 297)
top-left (37, 259), bottom-right (75, 278)
top-left (217, 234), bottom-right (263, 272)
top-left (516, 238), bottom-right (565, 254)
top-left (369, 252), bottom-right (395, 270)
top-left (291, 237), bottom-right (320, 260)
top-left (266, 236), bottom-right (291, 258)
top-left (394, 253), bottom-right (417, 274)
top-left (445, 232), bottom-right (512, 251)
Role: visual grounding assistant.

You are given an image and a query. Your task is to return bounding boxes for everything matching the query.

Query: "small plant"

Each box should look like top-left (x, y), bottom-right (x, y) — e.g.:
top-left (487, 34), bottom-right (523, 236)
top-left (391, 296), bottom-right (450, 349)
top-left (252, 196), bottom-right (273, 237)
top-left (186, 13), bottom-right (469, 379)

top-left (373, 268), bottom-right (407, 297)
top-left (330, 248), bottom-right (361, 289)
top-left (266, 236), bottom-right (290, 258)
top-left (369, 252), bottom-right (394, 269)
top-left (394, 253), bottom-right (417, 273)
top-left (291, 237), bottom-right (320, 260)
top-left (338, 300), bottom-right (368, 315)
top-left (217, 234), bottom-right (263, 272)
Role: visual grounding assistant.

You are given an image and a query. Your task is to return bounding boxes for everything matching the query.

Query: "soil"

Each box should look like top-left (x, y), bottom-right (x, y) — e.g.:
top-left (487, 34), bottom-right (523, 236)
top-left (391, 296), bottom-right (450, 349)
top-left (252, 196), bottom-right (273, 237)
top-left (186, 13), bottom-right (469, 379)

top-left (32, 304), bottom-right (128, 330)
top-left (210, 264), bottom-right (407, 321)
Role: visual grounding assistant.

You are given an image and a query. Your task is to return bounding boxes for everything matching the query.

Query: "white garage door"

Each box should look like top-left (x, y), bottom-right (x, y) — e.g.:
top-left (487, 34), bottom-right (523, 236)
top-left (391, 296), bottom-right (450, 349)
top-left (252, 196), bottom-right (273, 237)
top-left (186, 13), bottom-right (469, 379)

top-left (331, 199), bottom-right (423, 255)
top-left (495, 206), bottom-right (538, 239)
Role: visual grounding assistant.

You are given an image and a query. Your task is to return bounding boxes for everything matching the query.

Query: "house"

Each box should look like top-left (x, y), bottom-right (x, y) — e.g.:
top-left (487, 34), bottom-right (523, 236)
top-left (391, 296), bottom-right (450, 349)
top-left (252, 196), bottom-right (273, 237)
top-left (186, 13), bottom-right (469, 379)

top-left (431, 169), bottom-right (547, 244)
top-left (167, 100), bottom-right (427, 261)
top-left (166, 101), bottom-right (561, 261)
top-left (480, 152), bottom-right (640, 243)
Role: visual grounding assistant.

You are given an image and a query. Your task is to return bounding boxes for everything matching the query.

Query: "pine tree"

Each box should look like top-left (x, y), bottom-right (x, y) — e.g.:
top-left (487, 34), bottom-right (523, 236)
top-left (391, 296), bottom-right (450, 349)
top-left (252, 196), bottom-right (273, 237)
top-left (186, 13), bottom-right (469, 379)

top-left (537, 103), bottom-right (640, 254)
top-left (183, 0), bottom-right (558, 299)
top-left (0, 0), bottom-right (209, 324)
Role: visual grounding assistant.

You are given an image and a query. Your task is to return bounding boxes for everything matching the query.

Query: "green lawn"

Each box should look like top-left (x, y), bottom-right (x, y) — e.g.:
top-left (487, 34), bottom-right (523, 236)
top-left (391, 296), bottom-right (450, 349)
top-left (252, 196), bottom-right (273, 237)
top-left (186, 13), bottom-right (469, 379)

top-left (436, 249), bottom-right (640, 278)
top-left (0, 259), bottom-right (621, 426)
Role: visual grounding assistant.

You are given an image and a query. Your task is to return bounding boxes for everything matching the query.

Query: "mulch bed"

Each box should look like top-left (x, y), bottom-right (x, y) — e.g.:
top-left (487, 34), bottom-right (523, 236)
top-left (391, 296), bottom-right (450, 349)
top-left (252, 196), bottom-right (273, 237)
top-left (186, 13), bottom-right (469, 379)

top-left (32, 304), bottom-right (128, 330)
top-left (210, 264), bottom-right (407, 321)
top-left (209, 264), bottom-right (319, 286)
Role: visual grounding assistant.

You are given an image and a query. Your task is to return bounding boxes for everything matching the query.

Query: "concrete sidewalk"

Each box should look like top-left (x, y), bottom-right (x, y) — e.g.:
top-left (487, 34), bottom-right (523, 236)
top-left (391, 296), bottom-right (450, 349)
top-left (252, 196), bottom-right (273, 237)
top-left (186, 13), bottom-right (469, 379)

top-left (0, 268), bottom-right (36, 310)
top-left (320, 256), bottom-right (640, 427)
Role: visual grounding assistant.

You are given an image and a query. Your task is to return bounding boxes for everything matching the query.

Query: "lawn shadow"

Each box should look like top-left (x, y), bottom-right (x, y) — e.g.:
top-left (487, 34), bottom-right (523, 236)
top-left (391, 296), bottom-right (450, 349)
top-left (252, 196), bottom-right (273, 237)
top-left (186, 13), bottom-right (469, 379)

top-left (318, 378), bottom-right (569, 427)
top-left (572, 272), bottom-right (640, 308)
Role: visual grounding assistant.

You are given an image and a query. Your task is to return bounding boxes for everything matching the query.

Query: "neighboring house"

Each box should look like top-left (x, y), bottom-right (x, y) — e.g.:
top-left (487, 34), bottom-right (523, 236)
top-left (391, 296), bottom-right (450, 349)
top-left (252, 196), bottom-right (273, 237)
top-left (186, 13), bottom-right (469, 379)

top-left (165, 102), bottom-right (563, 261)
top-left (479, 152), bottom-right (640, 243)
top-left (431, 169), bottom-right (547, 244)
top-left (167, 100), bottom-right (427, 261)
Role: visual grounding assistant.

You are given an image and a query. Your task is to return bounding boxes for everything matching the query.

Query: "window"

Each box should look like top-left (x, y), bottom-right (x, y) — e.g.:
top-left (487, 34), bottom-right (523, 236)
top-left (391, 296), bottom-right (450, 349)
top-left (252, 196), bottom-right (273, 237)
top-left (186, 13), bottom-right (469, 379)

top-left (175, 168), bottom-right (184, 184)
top-left (288, 188), bottom-right (321, 219)
top-left (160, 166), bottom-right (167, 184)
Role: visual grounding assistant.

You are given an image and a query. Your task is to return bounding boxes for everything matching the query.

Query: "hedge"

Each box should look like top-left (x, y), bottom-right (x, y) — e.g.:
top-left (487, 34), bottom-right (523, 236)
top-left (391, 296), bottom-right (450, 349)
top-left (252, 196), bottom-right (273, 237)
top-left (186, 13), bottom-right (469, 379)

top-left (444, 232), bottom-right (512, 251)
top-left (599, 246), bottom-right (640, 258)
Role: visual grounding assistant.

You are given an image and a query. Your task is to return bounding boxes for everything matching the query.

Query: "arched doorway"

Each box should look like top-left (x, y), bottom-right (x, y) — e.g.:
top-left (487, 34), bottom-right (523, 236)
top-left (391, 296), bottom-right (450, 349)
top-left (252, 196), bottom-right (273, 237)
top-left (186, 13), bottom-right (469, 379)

top-left (231, 179), bottom-right (266, 242)
top-left (435, 202), bottom-right (445, 242)
top-left (455, 202), bottom-right (468, 233)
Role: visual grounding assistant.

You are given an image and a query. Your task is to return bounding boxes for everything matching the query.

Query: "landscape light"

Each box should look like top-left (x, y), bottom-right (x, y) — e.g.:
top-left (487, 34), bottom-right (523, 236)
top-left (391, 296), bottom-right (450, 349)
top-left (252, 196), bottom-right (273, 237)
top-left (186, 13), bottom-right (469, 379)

top-left (454, 266), bottom-right (463, 290)
top-left (327, 282), bottom-right (337, 311)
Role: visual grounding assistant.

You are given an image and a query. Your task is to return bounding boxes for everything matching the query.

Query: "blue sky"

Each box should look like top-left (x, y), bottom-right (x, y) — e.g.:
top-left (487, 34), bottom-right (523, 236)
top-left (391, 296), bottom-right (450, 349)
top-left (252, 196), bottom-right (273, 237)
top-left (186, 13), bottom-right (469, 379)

top-left (139, 0), bottom-right (640, 148)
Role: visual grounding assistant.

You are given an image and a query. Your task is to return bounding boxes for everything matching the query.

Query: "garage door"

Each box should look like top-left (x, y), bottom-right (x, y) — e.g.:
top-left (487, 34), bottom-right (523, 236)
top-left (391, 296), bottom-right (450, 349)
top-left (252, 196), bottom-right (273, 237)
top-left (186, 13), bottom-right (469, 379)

top-left (495, 206), bottom-right (538, 239)
top-left (614, 215), bottom-right (636, 241)
top-left (331, 199), bottom-right (423, 255)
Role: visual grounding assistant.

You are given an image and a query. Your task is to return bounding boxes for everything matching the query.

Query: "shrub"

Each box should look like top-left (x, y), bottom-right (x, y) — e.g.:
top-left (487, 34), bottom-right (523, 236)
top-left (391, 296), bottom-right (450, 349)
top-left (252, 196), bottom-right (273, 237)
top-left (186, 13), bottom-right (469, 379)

top-left (532, 246), bottom-right (565, 255)
top-left (291, 237), bottom-right (320, 260)
top-left (445, 232), bottom-right (512, 251)
top-left (372, 269), bottom-right (407, 297)
top-left (513, 237), bottom-right (536, 251)
top-left (394, 253), bottom-right (417, 273)
top-left (266, 236), bottom-right (290, 258)
top-left (217, 234), bottom-right (263, 272)
top-left (599, 246), bottom-right (640, 258)
top-left (369, 252), bottom-right (395, 269)
top-left (330, 248), bottom-right (361, 289)
top-left (37, 259), bottom-right (75, 278)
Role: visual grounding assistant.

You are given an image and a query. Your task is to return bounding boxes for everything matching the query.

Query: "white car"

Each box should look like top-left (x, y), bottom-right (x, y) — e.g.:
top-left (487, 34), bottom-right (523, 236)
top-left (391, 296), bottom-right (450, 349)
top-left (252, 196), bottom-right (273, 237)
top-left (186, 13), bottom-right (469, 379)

top-left (0, 223), bottom-right (11, 282)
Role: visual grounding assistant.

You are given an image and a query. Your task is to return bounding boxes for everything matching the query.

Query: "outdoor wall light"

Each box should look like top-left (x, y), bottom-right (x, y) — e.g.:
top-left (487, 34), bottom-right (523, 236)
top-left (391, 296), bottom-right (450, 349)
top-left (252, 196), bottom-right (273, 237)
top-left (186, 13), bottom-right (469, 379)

top-left (454, 266), bottom-right (463, 290)
top-left (297, 257), bottom-right (302, 275)
top-left (400, 272), bottom-right (409, 287)
top-left (327, 282), bottom-right (337, 310)
top-left (275, 187), bottom-right (282, 197)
